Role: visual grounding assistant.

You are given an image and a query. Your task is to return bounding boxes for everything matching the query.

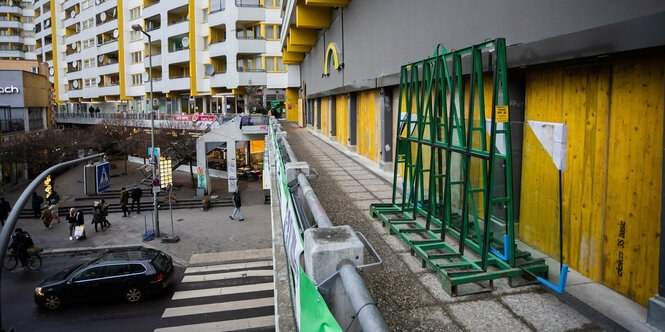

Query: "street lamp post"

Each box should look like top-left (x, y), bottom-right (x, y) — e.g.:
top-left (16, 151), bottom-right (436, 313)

top-left (132, 24), bottom-right (160, 237)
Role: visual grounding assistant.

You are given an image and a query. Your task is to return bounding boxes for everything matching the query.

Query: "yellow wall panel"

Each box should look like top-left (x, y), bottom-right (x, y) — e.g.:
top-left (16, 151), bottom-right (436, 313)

top-left (603, 56), bottom-right (664, 306)
top-left (357, 90), bottom-right (378, 162)
top-left (286, 88), bottom-right (300, 122)
top-left (336, 94), bottom-right (348, 146)
top-left (321, 97), bottom-right (329, 137)
top-left (521, 57), bottom-right (664, 306)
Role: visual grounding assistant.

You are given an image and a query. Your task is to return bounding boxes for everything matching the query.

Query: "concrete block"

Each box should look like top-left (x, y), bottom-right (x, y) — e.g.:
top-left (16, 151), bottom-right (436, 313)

top-left (304, 225), bottom-right (364, 283)
top-left (648, 296), bottom-right (665, 331)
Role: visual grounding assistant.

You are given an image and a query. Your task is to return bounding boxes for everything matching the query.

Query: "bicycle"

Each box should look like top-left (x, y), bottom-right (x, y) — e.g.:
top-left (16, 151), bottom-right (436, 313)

top-left (4, 248), bottom-right (43, 270)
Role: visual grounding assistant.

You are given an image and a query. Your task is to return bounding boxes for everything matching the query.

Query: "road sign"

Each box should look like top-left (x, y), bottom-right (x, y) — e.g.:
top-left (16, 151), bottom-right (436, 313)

top-left (96, 162), bottom-right (110, 194)
top-left (152, 178), bottom-right (160, 187)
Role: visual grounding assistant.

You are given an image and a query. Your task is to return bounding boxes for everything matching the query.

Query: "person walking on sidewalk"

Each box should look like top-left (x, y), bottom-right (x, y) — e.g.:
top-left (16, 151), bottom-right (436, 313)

top-left (92, 201), bottom-right (104, 232)
top-left (131, 185), bottom-right (143, 214)
top-left (0, 197), bottom-right (11, 225)
top-left (31, 192), bottom-right (43, 218)
top-left (67, 208), bottom-right (85, 240)
top-left (40, 205), bottom-right (52, 229)
top-left (48, 199), bottom-right (61, 224)
top-left (229, 191), bottom-right (244, 221)
top-left (100, 199), bottom-right (111, 229)
top-left (120, 187), bottom-right (130, 217)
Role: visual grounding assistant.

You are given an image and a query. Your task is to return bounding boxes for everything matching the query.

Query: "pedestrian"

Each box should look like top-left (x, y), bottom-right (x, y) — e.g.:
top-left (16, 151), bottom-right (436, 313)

top-left (48, 199), bottom-right (61, 224)
top-left (31, 192), bottom-right (44, 218)
top-left (0, 197), bottom-right (11, 225)
top-left (95, 106), bottom-right (100, 113)
top-left (40, 205), bottom-right (52, 229)
top-left (67, 208), bottom-right (85, 240)
top-left (131, 185), bottom-right (143, 214)
top-left (120, 187), bottom-right (130, 217)
top-left (100, 198), bottom-right (111, 229)
top-left (91, 201), bottom-right (104, 232)
top-left (88, 105), bottom-right (94, 116)
top-left (229, 191), bottom-right (244, 221)
top-left (48, 190), bottom-right (60, 204)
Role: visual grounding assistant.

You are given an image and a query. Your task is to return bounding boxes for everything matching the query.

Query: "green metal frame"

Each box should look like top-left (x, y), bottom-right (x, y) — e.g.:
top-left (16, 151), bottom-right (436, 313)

top-left (370, 38), bottom-right (547, 296)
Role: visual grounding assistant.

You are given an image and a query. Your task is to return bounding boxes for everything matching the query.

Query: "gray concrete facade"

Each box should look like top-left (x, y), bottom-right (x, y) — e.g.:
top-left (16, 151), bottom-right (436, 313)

top-left (298, 0), bottom-right (665, 98)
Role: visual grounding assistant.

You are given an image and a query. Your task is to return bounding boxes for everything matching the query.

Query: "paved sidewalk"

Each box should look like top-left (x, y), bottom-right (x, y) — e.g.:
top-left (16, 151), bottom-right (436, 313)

top-left (2, 159), bottom-right (272, 266)
top-left (284, 122), bottom-right (652, 332)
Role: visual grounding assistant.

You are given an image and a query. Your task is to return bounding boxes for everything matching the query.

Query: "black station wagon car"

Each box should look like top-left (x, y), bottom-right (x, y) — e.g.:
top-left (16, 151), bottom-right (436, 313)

top-left (35, 248), bottom-right (174, 310)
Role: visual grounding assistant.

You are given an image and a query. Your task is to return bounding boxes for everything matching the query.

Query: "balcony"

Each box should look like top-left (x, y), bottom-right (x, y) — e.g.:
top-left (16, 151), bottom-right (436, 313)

top-left (97, 62), bottom-right (119, 75)
top-left (95, 17), bottom-right (118, 34)
top-left (0, 35), bottom-right (23, 44)
top-left (165, 20), bottom-right (189, 37)
top-left (144, 54), bottom-right (162, 68)
top-left (144, 78), bottom-right (164, 93)
top-left (0, 50), bottom-right (24, 58)
top-left (166, 49), bottom-right (188, 63)
top-left (0, 20), bottom-right (22, 29)
top-left (0, 5), bottom-right (22, 15)
top-left (236, 37), bottom-right (265, 54)
top-left (238, 71), bottom-right (266, 86)
top-left (166, 76), bottom-right (190, 92)
top-left (97, 39), bottom-right (118, 54)
top-left (98, 84), bottom-right (120, 96)
top-left (209, 72), bottom-right (231, 89)
top-left (208, 40), bottom-right (226, 57)
top-left (235, 3), bottom-right (264, 22)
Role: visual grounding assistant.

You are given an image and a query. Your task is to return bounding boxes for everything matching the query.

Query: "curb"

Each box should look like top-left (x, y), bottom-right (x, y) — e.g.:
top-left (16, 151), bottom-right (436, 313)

top-left (40, 244), bottom-right (189, 267)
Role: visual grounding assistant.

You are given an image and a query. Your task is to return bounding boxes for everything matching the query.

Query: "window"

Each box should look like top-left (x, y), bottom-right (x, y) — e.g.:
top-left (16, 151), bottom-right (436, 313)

top-left (131, 73), bottom-right (142, 85)
top-left (130, 7), bottom-right (141, 20)
top-left (82, 38), bottom-right (95, 49)
top-left (82, 18), bottom-right (94, 30)
top-left (83, 57), bottom-right (95, 68)
top-left (22, 16), bottom-right (33, 23)
top-left (202, 9), bottom-right (208, 23)
top-left (23, 30), bottom-right (34, 38)
top-left (22, 2), bottom-right (33, 9)
top-left (130, 51), bottom-right (142, 63)
top-left (129, 264), bottom-right (146, 274)
top-left (74, 266), bottom-right (104, 281)
top-left (104, 265), bottom-right (130, 276)
top-left (23, 45), bottom-right (35, 52)
top-left (81, 0), bottom-right (92, 10)
top-left (203, 36), bottom-right (209, 50)
top-left (265, 56), bottom-right (286, 72)
top-left (264, 25), bottom-right (274, 40)
top-left (265, 0), bottom-right (281, 8)
top-left (130, 30), bottom-right (142, 42)
top-left (84, 78), bottom-right (96, 87)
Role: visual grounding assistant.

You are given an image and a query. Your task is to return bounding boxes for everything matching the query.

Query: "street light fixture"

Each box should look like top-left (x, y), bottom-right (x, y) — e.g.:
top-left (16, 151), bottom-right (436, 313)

top-left (132, 24), bottom-right (160, 237)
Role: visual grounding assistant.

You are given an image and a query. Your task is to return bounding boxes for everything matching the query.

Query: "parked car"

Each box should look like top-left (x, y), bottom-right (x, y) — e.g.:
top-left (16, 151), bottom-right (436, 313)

top-left (34, 248), bottom-right (174, 310)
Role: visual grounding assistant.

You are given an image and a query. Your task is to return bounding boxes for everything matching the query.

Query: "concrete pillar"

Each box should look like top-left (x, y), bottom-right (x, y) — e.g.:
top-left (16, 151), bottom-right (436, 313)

top-left (203, 96), bottom-right (208, 114)
top-left (348, 92), bottom-right (357, 153)
top-left (330, 96), bottom-right (337, 140)
top-left (304, 226), bottom-right (364, 332)
top-left (23, 108), bottom-right (29, 132)
top-left (227, 139), bottom-right (238, 193)
top-left (195, 136), bottom-right (212, 195)
top-left (316, 98), bottom-right (322, 130)
top-left (379, 88), bottom-right (393, 172)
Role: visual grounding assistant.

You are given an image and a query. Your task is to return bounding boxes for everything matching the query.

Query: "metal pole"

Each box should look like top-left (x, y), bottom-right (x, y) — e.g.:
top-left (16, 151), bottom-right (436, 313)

top-left (144, 30), bottom-right (160, 237)
top-left (0, 153), bottom-right (105, 331)
top-left (339, 263), bottom-right (390, 332)
top-left (297, 173), bottom-right (332, 228)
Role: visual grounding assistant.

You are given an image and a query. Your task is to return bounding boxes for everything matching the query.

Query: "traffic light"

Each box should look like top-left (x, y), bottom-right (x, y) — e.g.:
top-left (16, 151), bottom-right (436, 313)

top-left (44, 175), bottom-right (53, 199)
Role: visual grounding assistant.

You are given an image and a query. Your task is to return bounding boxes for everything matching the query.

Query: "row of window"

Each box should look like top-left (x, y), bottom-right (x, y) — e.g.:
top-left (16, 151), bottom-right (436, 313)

top-left (0, 29), bottom-right (34, 37)
top-left (0, 15), bottom-right (33, 23)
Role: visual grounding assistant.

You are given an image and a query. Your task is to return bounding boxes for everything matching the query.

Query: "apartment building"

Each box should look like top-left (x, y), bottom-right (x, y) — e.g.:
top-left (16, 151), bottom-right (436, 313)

top-left (0, 0), bottom-right (36, 60)
top-left (32, 0), bottom-right (299, 114)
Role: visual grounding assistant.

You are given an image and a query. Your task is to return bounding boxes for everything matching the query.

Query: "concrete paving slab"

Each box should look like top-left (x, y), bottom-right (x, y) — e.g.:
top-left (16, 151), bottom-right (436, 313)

top-left (449, 300), bottom-right (531, 332)
top-left (341, 185), bottom-right (367, 193)
top-left (358, 179), bottom-right (387, 187)
top-left (383, 307), bottom-right (461, 332)
top-left (336, 180), bottom-right (360, 187)
top-left (352, 199), bottom-right (375, 211)
top-left (372, 190), bottom-right (395, 199)
top-left (380, 233), bottom-right (411, 253)
top-left (330, 174), bottom-right (355, 181)
top-left (502, 293), bottom-right (593, 331)
top-left (347, 192), bottom-right (376, 200)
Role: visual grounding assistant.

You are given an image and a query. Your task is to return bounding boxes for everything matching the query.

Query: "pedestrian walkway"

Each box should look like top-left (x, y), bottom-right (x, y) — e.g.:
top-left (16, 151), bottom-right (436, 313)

top-left (284, 122), bottom-right (649, 331)
top-left (154, 248), bottom-right (275, 332)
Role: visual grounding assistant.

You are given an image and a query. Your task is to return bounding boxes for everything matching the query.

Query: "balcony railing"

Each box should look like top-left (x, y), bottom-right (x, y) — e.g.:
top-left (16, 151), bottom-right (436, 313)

top-left (169, 74), bottom-right (190, 79)
top-left (235, 0), bottom-right (263, 7)
top-left (236, 36), bottom-right (264, 40)
top-left (97, 38), bottom-right (118, 46)
top-left (146, 24), bottom-right (161, 32)
top-left (167, 19), bottom-right (188, 26)
top-left (237, 68), bottom-right (265, 72)
top-left (144, 1), bottom-right (160, 9)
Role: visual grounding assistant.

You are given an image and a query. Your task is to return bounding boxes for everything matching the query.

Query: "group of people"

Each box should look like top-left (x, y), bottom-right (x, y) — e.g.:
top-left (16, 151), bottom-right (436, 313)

top-left (30, 192), bottom-right (62, 230)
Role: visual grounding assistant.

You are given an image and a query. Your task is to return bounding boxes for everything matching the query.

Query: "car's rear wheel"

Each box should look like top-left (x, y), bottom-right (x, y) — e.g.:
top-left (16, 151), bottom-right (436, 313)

top-left (43, 294), bottom-right (61, 310)
top-left (125, 287), bottom-right (143, 303)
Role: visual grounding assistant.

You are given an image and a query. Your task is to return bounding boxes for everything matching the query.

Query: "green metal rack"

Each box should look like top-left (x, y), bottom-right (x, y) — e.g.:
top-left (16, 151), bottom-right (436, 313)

top-left (370, 38), bottom-right (547, 296)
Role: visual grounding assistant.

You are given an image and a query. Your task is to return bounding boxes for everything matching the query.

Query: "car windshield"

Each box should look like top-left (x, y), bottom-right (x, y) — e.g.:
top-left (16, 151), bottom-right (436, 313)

top-left (151, 253), bottom-right (169, 272)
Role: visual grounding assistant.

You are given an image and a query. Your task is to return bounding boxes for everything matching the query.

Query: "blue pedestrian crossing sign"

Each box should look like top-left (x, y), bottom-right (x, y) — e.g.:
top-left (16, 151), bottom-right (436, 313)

top-left (96, 162), bottom-right (111, 194)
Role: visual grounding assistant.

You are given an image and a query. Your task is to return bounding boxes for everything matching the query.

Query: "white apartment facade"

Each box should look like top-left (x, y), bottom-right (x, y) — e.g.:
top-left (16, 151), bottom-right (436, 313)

top-left (0, 0), bottom-right (36, 60)
top-left (33, 0), bottom-right (300, 114)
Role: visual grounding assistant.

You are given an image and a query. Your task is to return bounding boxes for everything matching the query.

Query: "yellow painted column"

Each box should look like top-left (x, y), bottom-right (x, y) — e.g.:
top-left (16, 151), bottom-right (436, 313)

top-left (49, 0), bottom-right (61, 102)
top-left (117, 0), bottom-right (126, 99)
top-left (189, 0), bottom-right (198, 96)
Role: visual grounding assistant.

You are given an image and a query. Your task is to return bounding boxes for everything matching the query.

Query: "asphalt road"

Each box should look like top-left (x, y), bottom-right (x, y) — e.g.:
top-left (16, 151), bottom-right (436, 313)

top-left (1, 252), bottom-right (185, 332)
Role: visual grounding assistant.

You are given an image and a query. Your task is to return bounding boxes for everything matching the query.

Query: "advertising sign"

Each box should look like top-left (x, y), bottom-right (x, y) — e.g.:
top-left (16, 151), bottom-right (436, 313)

top-left (96, 162), bottom-right (110, 194)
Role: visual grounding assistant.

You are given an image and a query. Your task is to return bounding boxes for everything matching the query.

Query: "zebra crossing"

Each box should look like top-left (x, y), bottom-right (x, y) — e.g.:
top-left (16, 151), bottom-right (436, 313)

top-left (154, 249), bottom-right (276, 332)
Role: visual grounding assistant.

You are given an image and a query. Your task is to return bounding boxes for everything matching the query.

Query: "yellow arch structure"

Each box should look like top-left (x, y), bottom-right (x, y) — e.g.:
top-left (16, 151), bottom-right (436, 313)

top-left (323, 42), bottom-right (342, 76)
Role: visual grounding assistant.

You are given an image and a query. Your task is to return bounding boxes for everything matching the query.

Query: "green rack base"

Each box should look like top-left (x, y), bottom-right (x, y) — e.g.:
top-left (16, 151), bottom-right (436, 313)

top-left (370, 203), bottom-right (548, 296)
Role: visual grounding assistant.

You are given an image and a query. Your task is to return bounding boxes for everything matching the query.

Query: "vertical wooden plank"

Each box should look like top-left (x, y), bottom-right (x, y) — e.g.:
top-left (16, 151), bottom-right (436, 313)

top-left (603, 56), bottom-right (664, 306)
top-left (520, 68), bottom-right (564, 257)
top-left (336, 94), bottom-right (348, 146)
top-left (321, 98), bottom-right (329, 137)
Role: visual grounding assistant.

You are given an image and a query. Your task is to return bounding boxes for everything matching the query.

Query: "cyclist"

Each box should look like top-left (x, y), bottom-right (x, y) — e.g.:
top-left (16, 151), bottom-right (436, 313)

top-left (8, 228), bottom-right (34, 267)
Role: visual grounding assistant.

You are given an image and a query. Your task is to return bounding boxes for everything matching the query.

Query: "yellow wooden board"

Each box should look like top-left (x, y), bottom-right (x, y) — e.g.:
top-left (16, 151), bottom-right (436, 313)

top-left (520, 56), bottom-right (664, 306)
top-left (357, 90), bottom-right (378, 162)
top-left (321, 97), bottom-right (329, 137)
top-left (336, 94), bottom-right (348, 146)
